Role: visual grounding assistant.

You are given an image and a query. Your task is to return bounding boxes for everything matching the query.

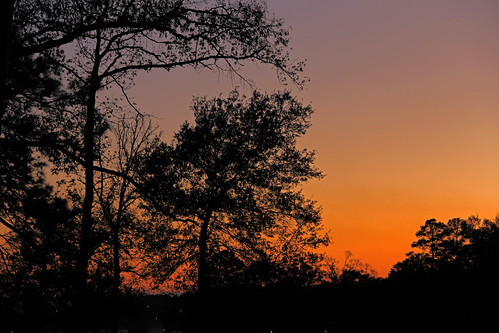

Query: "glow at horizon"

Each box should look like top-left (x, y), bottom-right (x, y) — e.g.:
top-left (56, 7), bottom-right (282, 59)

top-left (129, 0), bottom-right (499, 277)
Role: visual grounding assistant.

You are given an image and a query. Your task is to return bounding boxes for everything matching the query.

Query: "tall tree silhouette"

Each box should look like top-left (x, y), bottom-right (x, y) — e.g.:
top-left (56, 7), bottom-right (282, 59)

top-left (140, 91), bottom-right (328, 292)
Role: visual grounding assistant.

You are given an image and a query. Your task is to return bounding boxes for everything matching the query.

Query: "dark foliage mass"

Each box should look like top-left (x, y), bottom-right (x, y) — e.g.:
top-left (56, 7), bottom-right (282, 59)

top-left (161, 216), bottom-right (497, 333)
top-left (390, 216), bottom-right (499, 279)
top-left (138, 91), bottom-right (328, 292)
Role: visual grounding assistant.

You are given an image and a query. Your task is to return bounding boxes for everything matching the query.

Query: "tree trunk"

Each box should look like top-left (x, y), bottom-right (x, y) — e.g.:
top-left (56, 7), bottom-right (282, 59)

top-left (75, 27), bottom-right (102, 333)
top-left (112, 221), bottom-right (121, 294)
top-left (112, 178), bottom-right (128, 296)
top-left (111, 220), bottom-right (121, 333)
top-left (74, 84), bottom-right (97, 333)
top-left (198, 213), bottom-right (212, 294)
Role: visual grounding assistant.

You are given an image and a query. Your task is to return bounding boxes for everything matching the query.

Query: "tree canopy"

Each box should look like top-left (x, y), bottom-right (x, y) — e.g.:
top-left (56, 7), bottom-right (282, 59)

top-left (139, 91), bottom-right (329, 291)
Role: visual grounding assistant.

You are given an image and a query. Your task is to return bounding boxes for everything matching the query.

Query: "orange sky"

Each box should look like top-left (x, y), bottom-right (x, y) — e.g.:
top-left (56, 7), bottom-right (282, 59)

top-left (127, 0), bottom-right (499, 277)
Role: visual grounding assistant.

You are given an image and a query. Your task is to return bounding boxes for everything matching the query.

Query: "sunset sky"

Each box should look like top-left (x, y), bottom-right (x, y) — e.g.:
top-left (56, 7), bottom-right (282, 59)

top-left (128, 0), bottom-right (499, 277)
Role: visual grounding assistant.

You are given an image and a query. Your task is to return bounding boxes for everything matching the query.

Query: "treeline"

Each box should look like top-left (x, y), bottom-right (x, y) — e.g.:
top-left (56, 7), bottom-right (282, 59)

top-left (141, 215), bottom-right (496, 333)
top-left (391, 216), bottom-right (499, 279)
top-left (383, 215), bottom-right (499, 332)
top-left (8, 214), bottom-right (499, 332)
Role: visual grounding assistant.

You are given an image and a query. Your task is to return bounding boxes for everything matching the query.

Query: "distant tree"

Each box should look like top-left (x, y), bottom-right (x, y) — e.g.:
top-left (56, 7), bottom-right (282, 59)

top-left (385, 216), bottom-right (499, 332)
top-left (139, 91), bottom-right (329, 292)
top-left (93, 114), bottom-right (159, 295)
top-left (323, 251), bottom-right (377, 285)
top-left (465, 217), bottom-right (499, 280)
top-left (389, 216), bottom-right (499, 279)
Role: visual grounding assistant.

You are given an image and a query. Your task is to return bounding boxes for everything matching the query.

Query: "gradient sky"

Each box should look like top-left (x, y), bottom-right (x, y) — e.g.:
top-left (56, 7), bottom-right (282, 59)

top-left (128, 0), bottom-right (499, 276)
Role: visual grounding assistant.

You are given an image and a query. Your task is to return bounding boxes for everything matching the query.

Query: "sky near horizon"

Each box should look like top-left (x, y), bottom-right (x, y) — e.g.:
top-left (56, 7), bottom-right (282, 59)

top-left (129, 0), bottom-right (499, 276)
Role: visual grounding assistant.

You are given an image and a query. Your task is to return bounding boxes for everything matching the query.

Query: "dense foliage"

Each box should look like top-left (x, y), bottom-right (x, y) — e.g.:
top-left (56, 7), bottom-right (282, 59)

top-left (139, 91), bottom-right (329, 291)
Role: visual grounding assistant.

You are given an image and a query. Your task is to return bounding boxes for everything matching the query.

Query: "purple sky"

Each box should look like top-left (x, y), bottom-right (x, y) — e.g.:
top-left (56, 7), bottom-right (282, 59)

top-left (129, 0), bottom-right (499, 276)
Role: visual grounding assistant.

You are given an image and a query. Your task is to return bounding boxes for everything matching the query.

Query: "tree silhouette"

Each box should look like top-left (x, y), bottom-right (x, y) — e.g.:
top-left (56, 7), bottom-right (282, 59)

top-left (0, 48), bottom-right (64, 239)
top-left (93, 114), bottom-right (159, 295)
top-left (0, 179), bottom-right (78, 332)
top-left (323, 251), bottom-right (377, 286)
top-left (385, 216), bottom-right (499, 332)
top-left (389, 216), bottom-right (499, 278)
top-left (3, 1), bottom-right (307, 303)
top-left (140, 91), bottom-right (328, 292)
top-left (470, 217), bottom-right (499, 282)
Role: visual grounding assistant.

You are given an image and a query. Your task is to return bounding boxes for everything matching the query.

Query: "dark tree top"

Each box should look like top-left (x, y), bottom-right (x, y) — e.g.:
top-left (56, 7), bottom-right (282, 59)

top-left (12, 0), bottom-right (306, 87)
